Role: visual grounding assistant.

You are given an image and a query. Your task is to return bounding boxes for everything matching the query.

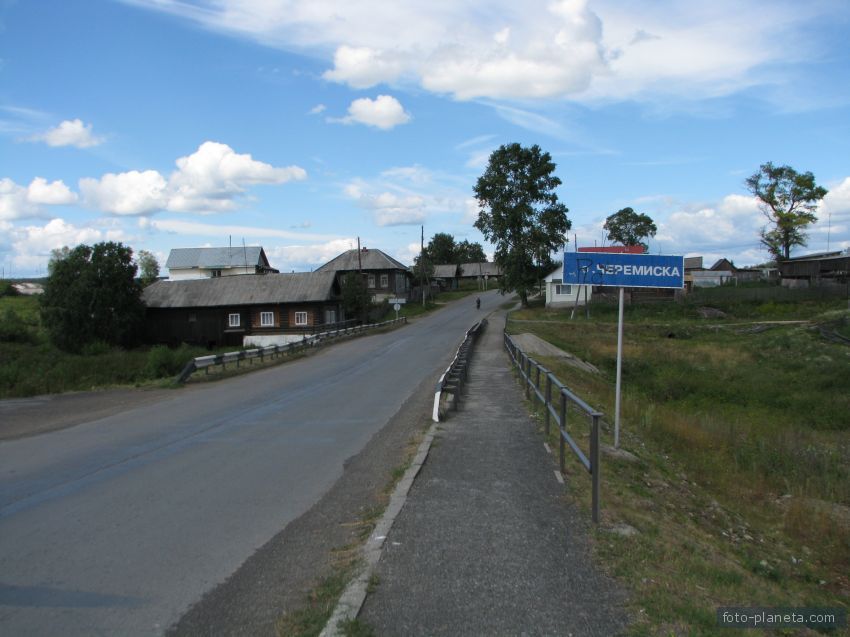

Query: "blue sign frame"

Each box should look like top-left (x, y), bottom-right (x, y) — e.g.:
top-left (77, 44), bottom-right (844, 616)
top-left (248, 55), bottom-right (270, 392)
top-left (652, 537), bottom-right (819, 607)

top-left (563, 252), bottom-right (684, 289)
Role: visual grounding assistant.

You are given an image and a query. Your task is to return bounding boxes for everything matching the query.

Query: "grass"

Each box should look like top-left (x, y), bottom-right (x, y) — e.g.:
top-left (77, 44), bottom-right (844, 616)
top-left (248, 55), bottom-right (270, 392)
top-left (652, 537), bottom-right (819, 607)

top-left (507, 292), bottom-right (850, 635)
top-left (276, 431), bottom-right (425, 637)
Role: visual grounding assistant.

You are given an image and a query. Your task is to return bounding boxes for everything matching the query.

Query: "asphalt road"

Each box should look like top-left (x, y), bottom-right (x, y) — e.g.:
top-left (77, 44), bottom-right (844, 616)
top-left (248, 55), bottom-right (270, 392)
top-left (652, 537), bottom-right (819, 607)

top-left (0, 290), bottom-right (504, 636)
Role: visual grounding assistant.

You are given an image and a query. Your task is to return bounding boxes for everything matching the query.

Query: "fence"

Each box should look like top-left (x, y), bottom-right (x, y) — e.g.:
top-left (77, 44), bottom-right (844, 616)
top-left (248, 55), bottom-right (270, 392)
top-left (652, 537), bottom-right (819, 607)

top-left (176, 317), bottom-right (407, 384)
top-left (504, 332), bottom-right (602, 523)
top-left (431, 319), bottom-right (487, 421)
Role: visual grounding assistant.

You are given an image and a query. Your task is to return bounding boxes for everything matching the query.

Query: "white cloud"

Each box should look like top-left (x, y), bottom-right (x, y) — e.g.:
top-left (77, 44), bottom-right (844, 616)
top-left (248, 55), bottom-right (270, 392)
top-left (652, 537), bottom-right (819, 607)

top-left (146, 218), bottom-right (338, 242)
top-left (6, 218), bottom-right (116, 272)
top-left (309, 104), bottom-right (326, 114)
top-left (0, 177), bottom-right (77, 220)
top-left (33, 119), bottom-right (104, 148)
top-left (125, 0), bottom-right (827, 105)
top-left (332, 95), bottom-right (411, 130)
top-left (265, 238), bottom-right (357, 269)
top-left (27, 177), bottom-right (78, 205)
top-left (167, 141), bottom-right (307, 212)
top-left (80, 170), bottom-right (168, 215)
top-left (820, 177), bottom-right (850, 221)
top-left (322, 46), bottom-right (407, 89)
top-left (79, 141), bottom-right (307, 215)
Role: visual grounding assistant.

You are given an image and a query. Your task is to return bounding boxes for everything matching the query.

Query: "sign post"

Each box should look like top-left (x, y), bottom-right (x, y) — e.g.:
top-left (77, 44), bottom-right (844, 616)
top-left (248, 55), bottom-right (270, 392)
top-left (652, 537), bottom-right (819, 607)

top-left (562, 252), bottom-right (684, 448)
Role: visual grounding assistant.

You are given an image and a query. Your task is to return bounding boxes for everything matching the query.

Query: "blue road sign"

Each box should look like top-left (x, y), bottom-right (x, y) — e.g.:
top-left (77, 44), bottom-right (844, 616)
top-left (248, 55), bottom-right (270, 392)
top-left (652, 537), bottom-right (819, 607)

top-left (563, 252), bottom-right (684, 289)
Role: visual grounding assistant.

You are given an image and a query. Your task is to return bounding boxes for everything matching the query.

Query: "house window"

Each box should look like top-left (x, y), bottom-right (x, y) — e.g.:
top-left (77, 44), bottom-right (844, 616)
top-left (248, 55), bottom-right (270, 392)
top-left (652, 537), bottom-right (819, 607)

top-left (325, 309), bottom-right (337, 325)
top-left (367, 274), bottom-right (376, 288)
top-left (380, 274), bottom-right (389, 288)
top-left (260, 311), bottom-right (274, 327)
top-left (188, 312), bottom-right (197, 323)
top-left (211, 269), bottom-right (222, 278)
top-left (228, 313), bottom-right (241, 327)
top-left (553, 279), bottom-right (572, 296)
top-left (294, 311), bottom-right (308, 326)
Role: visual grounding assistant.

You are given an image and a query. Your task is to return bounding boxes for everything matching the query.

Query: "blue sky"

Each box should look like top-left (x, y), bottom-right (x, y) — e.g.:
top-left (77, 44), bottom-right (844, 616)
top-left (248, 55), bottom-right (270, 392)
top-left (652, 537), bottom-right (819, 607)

top-left (2, 0), bottom-right (849, 278)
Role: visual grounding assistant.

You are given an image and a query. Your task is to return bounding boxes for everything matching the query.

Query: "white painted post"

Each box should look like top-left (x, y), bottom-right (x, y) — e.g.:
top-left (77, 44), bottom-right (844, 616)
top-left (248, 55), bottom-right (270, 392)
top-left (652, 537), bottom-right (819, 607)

top-left (614, 286), bottom-right (625, 448)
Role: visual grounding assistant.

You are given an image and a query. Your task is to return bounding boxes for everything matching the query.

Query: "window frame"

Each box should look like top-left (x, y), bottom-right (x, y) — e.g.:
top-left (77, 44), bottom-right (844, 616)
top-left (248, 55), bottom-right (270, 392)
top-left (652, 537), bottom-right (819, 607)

top-left (367, 274), bottom-right (376, 288)
top-left (228, 312), bottom-right (241, 328)
top-left (260, 311), bottom-right (274, 327)
top-left (380, 273), bottom-right (389, 288)
top-left (294, 311), bottom-right (308, 326)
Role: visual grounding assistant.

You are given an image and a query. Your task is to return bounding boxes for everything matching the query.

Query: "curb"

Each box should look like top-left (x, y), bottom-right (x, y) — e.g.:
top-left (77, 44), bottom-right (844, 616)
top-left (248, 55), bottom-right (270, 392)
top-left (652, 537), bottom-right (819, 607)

top-left (319, 420), bottom-right (439, 637)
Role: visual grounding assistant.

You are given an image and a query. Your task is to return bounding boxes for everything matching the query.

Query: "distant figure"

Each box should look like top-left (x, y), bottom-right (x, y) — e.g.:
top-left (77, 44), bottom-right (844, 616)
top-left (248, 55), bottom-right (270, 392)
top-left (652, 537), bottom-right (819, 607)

top-left (476, 297), bottom-right (481, 310)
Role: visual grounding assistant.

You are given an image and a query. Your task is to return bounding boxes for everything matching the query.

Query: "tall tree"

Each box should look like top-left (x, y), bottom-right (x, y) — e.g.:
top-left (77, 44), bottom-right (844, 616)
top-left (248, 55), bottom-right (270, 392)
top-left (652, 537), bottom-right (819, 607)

top-left (425, 232), bottom-right (457, 264)
top-left (473, 143), bottom-right (570, 306)
top-left (746, 162), bottom-right (828, 261)
top-left (455, 239), bottom-right (486, 263)
top-left (603, 207), bottom-right (656, 250)
top-left (137, 250), bottom-right (160, 287)
top-left (41, 242), bottom-right (145, 351)
top-left (339, 271), bottom-right (372, 323)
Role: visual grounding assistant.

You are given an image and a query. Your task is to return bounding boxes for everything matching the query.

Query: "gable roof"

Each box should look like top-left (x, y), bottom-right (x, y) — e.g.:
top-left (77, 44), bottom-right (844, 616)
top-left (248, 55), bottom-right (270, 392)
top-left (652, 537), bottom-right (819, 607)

top-left (433, 264), bottom-right (460, 278)
top-left (459, 262), bottom-right (501, 277)
top-left (315, 248), bottom-right (409, 273)
top-left (143, 272), bottom-right (337, 308)
top-left (165, 246), bottom-right (273, 270)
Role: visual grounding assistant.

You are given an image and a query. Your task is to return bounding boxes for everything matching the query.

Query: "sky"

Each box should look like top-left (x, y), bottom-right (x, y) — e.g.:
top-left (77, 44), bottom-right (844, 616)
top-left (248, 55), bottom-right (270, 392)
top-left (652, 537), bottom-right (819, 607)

top-left (1, 0), bottom-right (849, 278)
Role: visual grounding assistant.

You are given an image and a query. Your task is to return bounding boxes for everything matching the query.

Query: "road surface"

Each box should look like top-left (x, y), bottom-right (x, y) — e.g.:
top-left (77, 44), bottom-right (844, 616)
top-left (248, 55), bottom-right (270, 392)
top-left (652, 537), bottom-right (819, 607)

top-left (0, 290), bottom-right (503, 636)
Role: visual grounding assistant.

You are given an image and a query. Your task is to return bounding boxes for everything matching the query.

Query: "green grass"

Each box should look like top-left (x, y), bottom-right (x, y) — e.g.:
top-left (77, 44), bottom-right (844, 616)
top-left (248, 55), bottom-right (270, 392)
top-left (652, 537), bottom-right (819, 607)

top-left (508, 293), bottom-right (850, 635)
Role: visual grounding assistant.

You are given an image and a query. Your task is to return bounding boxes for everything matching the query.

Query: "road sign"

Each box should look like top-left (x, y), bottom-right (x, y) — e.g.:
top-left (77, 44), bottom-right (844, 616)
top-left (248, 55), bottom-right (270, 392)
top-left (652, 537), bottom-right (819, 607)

top-left (393, 303), bottom-right (401, 311)
top-left (388, 297), bottom-right (407, 305)
top-left (563, 252), bottom-right (684, 289)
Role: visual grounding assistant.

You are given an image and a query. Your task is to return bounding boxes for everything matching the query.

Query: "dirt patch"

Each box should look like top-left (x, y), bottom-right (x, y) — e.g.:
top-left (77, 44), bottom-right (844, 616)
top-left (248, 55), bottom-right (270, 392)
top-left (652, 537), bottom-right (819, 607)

top-left (511, 333), bottom-right (600, 374)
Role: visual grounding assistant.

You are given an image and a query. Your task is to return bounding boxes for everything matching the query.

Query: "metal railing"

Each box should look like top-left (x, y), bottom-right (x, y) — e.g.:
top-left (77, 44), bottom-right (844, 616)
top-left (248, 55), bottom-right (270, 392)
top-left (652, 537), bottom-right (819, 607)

top-left (431, 319), bottom-right (487, 421)
top-left (504, 332), bottom-right (602, 523)
top-left (176, 317), bottom-right (407, 384)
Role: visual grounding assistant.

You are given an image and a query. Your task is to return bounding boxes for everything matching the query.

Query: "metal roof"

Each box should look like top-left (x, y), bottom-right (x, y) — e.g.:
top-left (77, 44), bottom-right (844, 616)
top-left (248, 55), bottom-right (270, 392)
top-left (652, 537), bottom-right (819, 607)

top-left (165, 246), bottom-right (271, 270)
top-left (315, 248), bottom-right (409, 273)
top-left (459, 262), bottom-right (501, 277)
top-left (143, 272), bottom-right (337, 308)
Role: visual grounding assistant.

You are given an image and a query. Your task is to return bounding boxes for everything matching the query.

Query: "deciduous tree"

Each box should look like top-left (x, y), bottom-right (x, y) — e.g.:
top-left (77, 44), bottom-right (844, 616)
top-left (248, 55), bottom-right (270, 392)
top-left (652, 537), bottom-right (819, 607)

top-left (137, 250), bottom-right (160, 287)
top-left (473, 143), bottom-right (570, 306)
top-left (40, 242), bottom-right (145, 351)
top-left (746, 162), bottom-right (827, 261)
top-left (603, 207), bottom-right (656, 250)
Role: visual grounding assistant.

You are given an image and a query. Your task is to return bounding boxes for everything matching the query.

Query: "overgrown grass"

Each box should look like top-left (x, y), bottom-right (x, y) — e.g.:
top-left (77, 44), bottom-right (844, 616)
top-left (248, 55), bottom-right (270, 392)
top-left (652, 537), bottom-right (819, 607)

top-left (508, 294), bottom-right (850, 635)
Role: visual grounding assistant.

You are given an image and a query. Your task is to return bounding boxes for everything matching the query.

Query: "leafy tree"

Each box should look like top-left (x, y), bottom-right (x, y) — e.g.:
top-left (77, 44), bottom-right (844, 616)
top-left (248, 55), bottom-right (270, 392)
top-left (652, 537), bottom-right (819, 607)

top-left (425, 232), bottom-right (457, 264)
top-left (473, 143), bottom-right (571, 306)
top-left (340, 271), bottom-right (372, 323)
top-left (40, 242), bottom-right (145, 351)
top-left (455, 239), bottom-right (486, 263)
top-left (603, 207), bottom-right (656, 250)
top-left (745, 162), bottom-right (828, 261)
top-left (137, 250), bottom-right (160, 287)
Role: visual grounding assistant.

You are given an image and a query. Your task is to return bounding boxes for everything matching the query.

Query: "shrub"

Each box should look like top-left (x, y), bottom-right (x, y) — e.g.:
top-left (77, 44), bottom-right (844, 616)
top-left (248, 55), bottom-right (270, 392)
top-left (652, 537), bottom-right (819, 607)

top-left (0, 308), bottom-right (37, 344)
top-left (144, 343), bottom-right (199, 379)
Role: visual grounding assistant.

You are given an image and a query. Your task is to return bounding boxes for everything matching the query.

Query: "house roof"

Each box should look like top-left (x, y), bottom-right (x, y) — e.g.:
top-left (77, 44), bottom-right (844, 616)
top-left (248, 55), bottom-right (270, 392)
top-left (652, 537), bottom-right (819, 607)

top-left (459, 262), bottom-right (501, 277)
top-left (315, 248), bottom-right (409, 273)
top-left (433, 264), bottom-right (460, 278)
top-left (165, 246), bottom-right (272, 270)
top-left (143, 272), bottom-right (337, 308)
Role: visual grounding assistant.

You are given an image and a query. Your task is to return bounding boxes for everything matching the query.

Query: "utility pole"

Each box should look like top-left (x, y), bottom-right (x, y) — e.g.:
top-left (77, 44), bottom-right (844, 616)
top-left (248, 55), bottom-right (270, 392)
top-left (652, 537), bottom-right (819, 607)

top-left (421, 225), bottom-right (426, 307)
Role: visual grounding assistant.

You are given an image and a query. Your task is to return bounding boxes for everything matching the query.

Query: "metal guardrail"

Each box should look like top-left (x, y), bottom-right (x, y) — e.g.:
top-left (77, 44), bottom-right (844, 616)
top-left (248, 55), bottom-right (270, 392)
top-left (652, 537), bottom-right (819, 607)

top-left (504, 332), bottom-right (603, 523)
top-left (431, 319), bottom-right (487, 422)
top-left (175, 317), bottom-right (407, 384)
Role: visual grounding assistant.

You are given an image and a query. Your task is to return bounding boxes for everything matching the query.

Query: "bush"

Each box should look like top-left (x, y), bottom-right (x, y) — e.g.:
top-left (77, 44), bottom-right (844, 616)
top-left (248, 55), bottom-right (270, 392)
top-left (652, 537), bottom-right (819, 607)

top-left (0, 308), bottom-right (37, 344)
top-left (0, 281), bottom-right (19, 297)
top-left (144, 344), bottom-right (199, 379)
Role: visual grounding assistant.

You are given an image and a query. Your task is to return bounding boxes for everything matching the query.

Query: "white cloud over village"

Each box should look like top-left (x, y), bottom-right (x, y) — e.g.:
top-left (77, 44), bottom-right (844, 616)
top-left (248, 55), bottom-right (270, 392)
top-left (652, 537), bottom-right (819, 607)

top-left (31, 119), bottom-right (104, 148)
top-left (331, 95), bottom-right (411, 130)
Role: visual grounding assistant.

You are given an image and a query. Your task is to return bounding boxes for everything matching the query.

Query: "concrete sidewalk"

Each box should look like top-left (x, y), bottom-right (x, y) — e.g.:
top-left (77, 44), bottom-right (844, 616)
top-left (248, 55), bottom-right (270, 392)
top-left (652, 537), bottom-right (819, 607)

top-left (358, 311), bottom-right (628, 636)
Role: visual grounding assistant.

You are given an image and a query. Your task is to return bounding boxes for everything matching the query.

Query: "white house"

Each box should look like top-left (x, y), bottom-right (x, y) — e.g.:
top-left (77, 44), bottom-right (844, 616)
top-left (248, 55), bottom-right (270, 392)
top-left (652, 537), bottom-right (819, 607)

top-left (544, 265), bottom-right (592, 308)
top-left (165, 246), bottom-right (278, 280)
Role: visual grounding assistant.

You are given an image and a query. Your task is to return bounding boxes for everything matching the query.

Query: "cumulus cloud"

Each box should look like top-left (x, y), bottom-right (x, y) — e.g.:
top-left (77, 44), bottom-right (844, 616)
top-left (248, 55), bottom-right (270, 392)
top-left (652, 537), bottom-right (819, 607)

top-left (79, 141), bottom-right (307, 215)
top-left (820, 177), bottom-right (850, 221)
top-left (265, 238), bottom-right (357, 269)
top-left (332, 95), bottom-right (411, 130)
top-left (5, 218), bottom-right (119, 272)
top-left (32, 119), bottom-right (104, 148)
top-left (125, 0), bottom-right (825, 105)
top-left (0, 177), bottom-right (77, 220)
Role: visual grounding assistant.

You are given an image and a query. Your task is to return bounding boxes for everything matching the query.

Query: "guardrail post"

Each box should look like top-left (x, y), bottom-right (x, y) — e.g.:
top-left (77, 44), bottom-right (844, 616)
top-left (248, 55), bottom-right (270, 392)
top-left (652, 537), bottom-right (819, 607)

top-left (544, 374), bottom-right (552, 435)
top-left (559, 390), bottom-right (566, 475)
top-left (591, 414), bottom-right (600, 524)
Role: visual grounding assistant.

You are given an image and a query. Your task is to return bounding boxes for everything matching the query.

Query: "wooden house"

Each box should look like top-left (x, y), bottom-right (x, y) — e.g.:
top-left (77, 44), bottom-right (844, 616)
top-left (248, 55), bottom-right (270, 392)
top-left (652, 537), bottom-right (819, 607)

top-left (315, 247), bottom-right (411, 301)
top-left (143, 271), bottom-right (343, 348)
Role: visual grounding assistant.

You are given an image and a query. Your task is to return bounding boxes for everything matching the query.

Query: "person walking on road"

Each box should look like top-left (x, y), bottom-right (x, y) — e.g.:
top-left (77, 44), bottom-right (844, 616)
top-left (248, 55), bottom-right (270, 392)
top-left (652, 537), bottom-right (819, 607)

top-left (476, 297), bottom-right (481, 310)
